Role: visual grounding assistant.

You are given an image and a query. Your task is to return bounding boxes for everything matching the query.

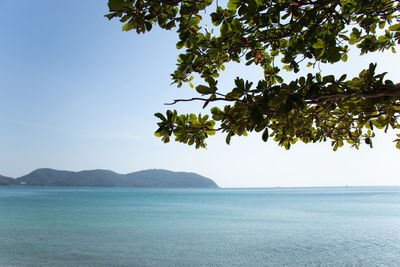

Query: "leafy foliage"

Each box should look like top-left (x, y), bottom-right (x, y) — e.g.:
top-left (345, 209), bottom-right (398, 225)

top-left (106, 0), bottom-right (400, 150)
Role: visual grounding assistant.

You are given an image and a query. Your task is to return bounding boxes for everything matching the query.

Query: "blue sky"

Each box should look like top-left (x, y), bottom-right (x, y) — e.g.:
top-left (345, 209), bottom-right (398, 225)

top-left (0, 0), bottom-right (399, 187)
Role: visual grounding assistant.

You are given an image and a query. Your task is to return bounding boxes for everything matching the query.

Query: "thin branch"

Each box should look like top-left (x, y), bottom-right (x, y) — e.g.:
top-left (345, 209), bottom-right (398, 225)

top-left (165, 97), bottom-right (239, 105)
top-left (306, 87), bottom-right (400, 104)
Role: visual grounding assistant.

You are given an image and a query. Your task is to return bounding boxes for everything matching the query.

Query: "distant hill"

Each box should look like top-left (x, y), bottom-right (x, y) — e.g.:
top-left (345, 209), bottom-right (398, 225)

top-left (124, 169), bottom-right (218, 188)
top-left (0, 175), bottom-right (14, 186)
top-left (0, 169), bottom-right (218, 188)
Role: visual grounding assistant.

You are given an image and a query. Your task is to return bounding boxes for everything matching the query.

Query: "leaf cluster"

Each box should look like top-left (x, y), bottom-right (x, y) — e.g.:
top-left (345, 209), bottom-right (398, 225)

top-left (106, 0), bottom-right (400, 150)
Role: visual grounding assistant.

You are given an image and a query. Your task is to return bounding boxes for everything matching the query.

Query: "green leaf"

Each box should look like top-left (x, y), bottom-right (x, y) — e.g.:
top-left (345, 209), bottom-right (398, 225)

top-left (154, 113), bottom-right (167, 122)
top-left (226, 132), bottom-right (233, 144)
top-left (389, 23), bottom-right (400, 31)
top-left (338, 74), bottom-right (347, 82)
top-left (196, 85), bottom-right (215, 95)
top-left (250, 106), bottom-right (263, 124)
top-left (333, 142), bottom-right (338, 151)
top-left (323, 75), bottom-right (335, 83)
top-left (189, 113), bottom-right (197, 122)
top-left (108, 0), bottom-right (125, 10)
top-left (210, 12), bottom-right (223, 26)
top-left (312, 39), bottom-right (325, 49)
top-left (396, 140), bottom-right (400, 149)
top-left (262, 128), bottom-right (269, 142)
top-left (378, 35), bottom-right (389, 42)
top-left (176, 41), bottom-right (184, 49)
top-left (227, 0), bottom-right (240, 11)
top-left (154, 132), bottom-right (163, 137)
top-left (371, 116), bottom-right (386, 129)
top-left (104, 13), bottom-right (116, 20)
top-left (145, 21), bottom-right (152, 31)
top-left (327, 47), bottom-right (342, 62)
top-left (122, 23), bottom-right (133, 31)
top-left (299, 77), bottom-right (305, 86)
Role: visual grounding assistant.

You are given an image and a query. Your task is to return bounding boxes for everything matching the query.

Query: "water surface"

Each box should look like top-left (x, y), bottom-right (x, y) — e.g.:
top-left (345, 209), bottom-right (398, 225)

top-left (0, 186), bottom-right (399, 266)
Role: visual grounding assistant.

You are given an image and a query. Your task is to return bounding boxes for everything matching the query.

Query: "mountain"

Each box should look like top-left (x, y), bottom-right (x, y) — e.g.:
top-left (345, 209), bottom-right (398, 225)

top-left (124, 169), bottom-right (217, 188)
top-left (16, 168), bottom-right (124, 187)
top-left (1, 168), bottom-right (218, 188)
top-left (0, 175), bottom-right (14, 186)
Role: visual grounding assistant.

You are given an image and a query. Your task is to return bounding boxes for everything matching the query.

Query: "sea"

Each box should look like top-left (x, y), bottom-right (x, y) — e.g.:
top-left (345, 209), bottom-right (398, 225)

top-left (0, 186), bottom-right (399, 266)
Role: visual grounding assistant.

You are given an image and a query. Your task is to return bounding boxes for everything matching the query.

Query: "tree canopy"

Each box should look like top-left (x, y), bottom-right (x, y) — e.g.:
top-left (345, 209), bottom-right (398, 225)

top-left (106, 0), bottom-right (400, 150)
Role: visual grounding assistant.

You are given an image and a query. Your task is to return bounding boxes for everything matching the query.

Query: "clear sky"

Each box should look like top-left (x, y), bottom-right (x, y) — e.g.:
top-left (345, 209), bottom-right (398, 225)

top-left (0, 0), bottom-right (399, 187)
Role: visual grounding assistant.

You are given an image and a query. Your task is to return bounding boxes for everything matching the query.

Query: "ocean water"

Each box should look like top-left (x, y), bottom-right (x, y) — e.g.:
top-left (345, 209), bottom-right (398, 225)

top-left (0, 187), bottom-right (399, 266)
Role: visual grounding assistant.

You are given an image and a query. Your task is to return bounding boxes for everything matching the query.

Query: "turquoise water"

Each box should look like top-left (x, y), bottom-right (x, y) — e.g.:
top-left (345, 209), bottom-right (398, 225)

top-left (0, 187), bottom-right (399, 266)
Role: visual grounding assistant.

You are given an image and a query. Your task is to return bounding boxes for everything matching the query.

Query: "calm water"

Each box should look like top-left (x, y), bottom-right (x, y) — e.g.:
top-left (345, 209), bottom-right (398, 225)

top-left (0, 186), bottom-right (399, 266)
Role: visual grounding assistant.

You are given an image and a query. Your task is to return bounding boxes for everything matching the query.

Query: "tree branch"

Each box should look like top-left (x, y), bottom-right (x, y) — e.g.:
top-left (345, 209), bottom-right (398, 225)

top-left (165, 97), bottom-right (239, 105)
top-left (306, 87), bottom-right (400, 103)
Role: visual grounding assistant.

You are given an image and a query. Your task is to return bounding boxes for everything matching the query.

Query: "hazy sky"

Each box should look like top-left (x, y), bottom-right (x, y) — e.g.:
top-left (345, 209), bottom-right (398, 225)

top-left (0, 0), bottom-right (399, 187)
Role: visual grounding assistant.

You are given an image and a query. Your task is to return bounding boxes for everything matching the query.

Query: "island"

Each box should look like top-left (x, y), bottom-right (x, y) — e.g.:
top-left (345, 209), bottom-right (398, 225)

top-left (0, 168), bottom-right (218, 188)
